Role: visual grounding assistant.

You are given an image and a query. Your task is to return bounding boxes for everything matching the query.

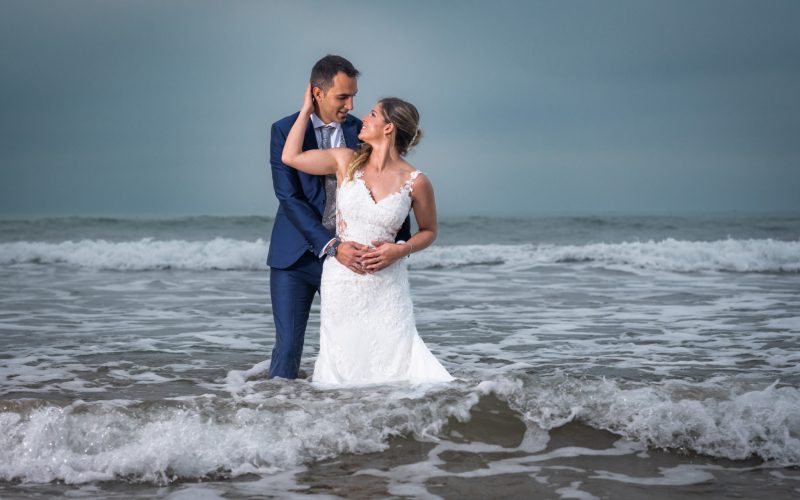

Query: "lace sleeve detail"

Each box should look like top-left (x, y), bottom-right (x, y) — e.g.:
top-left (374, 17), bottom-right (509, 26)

top-left (402, 170), bottom-right (422, 193)
top-left (336, 207), bottom-right (348, 240)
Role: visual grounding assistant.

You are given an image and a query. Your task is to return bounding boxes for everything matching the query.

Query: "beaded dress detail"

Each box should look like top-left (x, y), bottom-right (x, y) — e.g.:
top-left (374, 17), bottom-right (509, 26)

top-left (313, 170), bottom-right (453, 386)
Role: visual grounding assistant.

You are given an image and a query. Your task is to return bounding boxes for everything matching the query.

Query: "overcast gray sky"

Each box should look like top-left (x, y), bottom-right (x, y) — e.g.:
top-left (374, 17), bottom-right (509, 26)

top-left (1, 0), bottom-right (799, 217)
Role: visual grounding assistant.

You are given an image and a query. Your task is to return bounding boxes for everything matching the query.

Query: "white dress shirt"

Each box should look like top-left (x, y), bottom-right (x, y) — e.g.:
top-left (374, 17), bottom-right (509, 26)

top-left (310, 113), bottom-right (345, 148)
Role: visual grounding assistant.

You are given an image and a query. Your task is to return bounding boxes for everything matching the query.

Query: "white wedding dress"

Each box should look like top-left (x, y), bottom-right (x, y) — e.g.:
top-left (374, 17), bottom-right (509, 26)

top-left (312, 170), bottom-right (454, 386)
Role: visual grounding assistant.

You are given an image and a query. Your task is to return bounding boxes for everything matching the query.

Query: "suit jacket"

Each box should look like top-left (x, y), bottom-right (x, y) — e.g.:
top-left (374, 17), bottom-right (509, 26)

top-left (267, 112), bottom-right (411, 269)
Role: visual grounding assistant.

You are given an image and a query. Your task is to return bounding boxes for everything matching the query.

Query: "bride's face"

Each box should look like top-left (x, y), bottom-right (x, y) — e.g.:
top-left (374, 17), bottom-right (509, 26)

top-left (358, 103), bottom-right (391, 143)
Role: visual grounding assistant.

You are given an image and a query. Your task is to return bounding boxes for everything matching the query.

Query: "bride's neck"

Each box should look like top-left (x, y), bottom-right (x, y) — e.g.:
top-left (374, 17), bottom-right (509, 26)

top-left (367, 142), bottom-right (399, 172)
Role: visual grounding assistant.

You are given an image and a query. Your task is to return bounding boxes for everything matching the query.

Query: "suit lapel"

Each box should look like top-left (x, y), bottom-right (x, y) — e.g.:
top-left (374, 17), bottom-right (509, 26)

top-left (303, 118), bottom-right (318, 151)
top-left (300, 117), bottom-right (326, 209)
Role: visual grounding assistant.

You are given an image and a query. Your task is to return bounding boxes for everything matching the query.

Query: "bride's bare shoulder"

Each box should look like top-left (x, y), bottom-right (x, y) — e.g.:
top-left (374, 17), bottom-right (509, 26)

top-left (402, 165), bottom-right (432, 195)
top-left (397, 160), bottom-right (420, 175)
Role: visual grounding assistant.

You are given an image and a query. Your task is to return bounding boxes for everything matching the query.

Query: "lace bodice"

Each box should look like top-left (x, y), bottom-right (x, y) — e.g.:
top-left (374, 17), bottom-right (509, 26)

top-left (335, 170), bottom-right (421, 245)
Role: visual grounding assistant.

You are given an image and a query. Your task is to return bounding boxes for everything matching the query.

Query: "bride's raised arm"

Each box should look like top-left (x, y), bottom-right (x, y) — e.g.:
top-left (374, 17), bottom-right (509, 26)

top-left (281, 84), bottom-right (353, 177)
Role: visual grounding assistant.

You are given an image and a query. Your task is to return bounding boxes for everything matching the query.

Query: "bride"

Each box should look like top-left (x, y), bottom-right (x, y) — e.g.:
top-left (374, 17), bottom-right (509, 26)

top-left (281, 84), bottom-right (453, 386)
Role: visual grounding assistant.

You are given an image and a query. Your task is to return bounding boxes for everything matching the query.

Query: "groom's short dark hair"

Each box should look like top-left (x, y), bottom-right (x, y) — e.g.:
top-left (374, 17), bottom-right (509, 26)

top-left (310, 55), bottom-right (360, 91)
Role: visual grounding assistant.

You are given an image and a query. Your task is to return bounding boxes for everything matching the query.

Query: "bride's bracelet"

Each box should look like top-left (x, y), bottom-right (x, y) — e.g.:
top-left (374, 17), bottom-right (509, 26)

top-left (406, 242), bottom-right (413, 256)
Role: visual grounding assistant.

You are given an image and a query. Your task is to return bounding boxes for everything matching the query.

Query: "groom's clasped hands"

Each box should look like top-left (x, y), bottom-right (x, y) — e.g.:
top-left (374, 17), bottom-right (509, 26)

top-left (335, 240), bottom-right (408, 274)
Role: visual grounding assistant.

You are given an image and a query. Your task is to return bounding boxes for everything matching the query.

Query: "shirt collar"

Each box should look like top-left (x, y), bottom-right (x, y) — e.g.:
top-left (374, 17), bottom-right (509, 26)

top-left (310, 113), bottom-right (343, 130)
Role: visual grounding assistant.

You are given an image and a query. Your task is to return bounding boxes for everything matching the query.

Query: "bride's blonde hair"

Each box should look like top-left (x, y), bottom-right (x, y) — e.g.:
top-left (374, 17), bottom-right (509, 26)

top-left (346, 97), bottom-right (423, 180)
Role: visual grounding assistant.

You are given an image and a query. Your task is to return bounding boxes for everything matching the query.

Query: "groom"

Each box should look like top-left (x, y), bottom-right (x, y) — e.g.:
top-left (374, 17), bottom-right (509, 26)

top-left (267, 55), bottom-right (411, 379)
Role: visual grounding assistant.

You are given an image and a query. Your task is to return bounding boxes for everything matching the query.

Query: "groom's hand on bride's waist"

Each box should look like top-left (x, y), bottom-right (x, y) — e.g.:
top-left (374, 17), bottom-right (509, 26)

top-left (335, 241), bottom-right (369, 275)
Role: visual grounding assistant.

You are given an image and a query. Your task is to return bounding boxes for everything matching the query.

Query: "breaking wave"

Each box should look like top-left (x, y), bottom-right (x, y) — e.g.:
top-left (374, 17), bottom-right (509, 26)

top-left (1, 375), bottom-right (797, 484)
top-left (1, 237), bottom-right (798, 272)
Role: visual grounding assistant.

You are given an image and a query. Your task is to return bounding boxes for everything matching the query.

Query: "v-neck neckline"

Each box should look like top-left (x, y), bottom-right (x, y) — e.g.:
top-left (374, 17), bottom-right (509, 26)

top-left (354, 169), bottom-right (419, 205)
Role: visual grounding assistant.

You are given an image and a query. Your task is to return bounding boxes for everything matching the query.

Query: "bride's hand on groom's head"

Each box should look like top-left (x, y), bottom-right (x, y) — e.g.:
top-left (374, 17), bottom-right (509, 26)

top-left (336, 241), bottom-right (369, 275)
top-left (302, 82), bottom-right (315, 114)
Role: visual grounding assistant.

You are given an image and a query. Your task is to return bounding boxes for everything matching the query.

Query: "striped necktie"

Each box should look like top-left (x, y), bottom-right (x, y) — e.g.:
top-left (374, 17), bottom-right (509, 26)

top-left (319, 125), bottom-right (338, 232)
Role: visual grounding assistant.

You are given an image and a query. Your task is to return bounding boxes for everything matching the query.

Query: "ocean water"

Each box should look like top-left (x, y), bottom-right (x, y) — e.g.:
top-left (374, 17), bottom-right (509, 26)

top-left (0, 215), bottom-right (799, 499)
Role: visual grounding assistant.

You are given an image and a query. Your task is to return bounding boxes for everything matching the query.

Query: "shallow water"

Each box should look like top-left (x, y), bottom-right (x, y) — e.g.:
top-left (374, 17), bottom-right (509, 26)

top-left (1, 215), bottom-right (799, 498)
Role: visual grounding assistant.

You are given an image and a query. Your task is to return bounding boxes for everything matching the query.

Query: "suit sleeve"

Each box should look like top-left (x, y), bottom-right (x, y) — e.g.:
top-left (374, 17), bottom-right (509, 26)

top-left (270, 122), bottom-right (333, 256)
top-left (395, 215), bottom-right (412, 242)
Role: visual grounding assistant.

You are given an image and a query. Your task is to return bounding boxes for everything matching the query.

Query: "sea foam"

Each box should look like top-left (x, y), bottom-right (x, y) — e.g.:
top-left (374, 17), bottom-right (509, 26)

top-left (1, 237), bottom-right (798, 272)
top-left (0, 238), bottom-right (267, 271)
top-left (1, 375), bottom-right (798, 484)
top-left (479, 376), bottom-right (800, 466)
top-left (0, 385), bottom-right (470, 484)
top-left (416, 238), bottom-right (800, 272)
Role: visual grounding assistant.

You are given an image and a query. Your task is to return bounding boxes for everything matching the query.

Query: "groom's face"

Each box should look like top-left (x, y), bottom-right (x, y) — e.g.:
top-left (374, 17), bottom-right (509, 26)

top-left (314, 72), bottom-right (358, 124)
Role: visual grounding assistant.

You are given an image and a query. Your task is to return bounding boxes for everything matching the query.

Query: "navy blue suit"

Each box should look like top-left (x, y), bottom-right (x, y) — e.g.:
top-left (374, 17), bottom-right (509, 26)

top-left (267, 112), bottom-right (411, 379)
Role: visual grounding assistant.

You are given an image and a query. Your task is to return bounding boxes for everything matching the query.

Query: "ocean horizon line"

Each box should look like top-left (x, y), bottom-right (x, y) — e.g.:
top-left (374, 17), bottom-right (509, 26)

top-left (2, 211), bottom-right (800, 222)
